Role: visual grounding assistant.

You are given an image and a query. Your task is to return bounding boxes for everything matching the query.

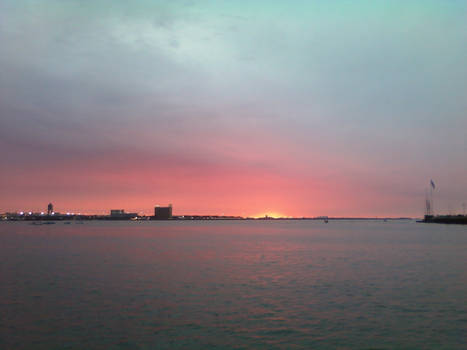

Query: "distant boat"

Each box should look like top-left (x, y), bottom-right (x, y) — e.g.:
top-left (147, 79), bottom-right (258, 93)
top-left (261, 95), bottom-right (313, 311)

top-left (324, 216), bottom-right (329, 223)
top-left (43, 222), bottom-right (56, 225)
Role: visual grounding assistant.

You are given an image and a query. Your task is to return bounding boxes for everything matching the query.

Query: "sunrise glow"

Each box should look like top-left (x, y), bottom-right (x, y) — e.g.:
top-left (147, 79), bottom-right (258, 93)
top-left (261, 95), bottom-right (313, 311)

top-left (0, 1), bottom-right (466, 217)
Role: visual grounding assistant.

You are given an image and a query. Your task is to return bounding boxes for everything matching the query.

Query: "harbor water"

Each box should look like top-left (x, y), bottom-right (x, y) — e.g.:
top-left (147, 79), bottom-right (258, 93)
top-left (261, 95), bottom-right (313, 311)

top-left (1, 220), bottom-right (466, 349)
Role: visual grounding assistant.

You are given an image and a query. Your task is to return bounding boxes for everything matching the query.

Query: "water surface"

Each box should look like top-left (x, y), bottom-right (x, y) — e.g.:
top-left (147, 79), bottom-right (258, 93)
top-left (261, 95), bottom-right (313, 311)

top-left (1, 220), bottom-right (466, 349)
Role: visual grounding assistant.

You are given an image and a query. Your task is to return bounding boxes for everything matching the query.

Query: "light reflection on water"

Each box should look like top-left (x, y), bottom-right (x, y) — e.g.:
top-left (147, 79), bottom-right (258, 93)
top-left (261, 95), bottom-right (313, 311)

top-left (1, 220), bottom-right (466, 349)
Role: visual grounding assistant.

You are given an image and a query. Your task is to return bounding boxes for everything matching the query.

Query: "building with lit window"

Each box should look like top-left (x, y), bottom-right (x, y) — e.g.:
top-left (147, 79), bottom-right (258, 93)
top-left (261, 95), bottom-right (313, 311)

top-left (110, 209), bottom-right (137, 219)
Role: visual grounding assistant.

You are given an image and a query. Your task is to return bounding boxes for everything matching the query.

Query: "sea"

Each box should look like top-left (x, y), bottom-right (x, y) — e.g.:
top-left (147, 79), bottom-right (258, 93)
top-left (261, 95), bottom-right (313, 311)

top-left (1, 220), bottom-right (466, 349)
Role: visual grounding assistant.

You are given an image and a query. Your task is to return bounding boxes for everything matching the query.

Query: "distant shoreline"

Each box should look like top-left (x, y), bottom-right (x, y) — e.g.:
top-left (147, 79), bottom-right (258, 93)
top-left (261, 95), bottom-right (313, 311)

top-left (1, 214), bottom-right (414, 222)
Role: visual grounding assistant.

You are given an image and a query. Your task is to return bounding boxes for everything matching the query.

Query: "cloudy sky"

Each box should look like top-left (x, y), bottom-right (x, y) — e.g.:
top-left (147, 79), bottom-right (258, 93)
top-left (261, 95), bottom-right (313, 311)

top-left (1, 0), bottom-right (466, 217)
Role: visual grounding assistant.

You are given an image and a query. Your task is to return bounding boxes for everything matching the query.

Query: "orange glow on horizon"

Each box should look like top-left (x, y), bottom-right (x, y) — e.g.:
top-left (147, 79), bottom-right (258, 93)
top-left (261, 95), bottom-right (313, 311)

top-left (0, 147), bottom-right (427, 218)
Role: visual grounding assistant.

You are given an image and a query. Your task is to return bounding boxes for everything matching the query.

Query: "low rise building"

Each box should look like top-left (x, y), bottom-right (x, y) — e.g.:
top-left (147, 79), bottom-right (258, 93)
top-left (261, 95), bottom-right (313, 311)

top-left (110, 209), bottom-right (137, 219)
top-left (154, 204), bottom-right (172, 220)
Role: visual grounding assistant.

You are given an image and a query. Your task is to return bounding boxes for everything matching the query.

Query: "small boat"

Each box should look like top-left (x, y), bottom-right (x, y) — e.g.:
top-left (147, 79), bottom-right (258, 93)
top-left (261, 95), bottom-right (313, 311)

top-left (43, 222), bottom-right (56, 225)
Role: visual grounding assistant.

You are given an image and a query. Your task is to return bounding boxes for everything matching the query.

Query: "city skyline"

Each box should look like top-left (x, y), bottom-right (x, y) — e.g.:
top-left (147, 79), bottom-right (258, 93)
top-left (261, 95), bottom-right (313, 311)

top-left (1, 1), bottom-right (466, 217)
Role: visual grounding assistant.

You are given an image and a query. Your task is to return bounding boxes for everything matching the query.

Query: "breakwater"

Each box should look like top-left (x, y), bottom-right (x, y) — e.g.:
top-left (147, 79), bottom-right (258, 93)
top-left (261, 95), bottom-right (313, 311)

top-left (423, 215), bottom-right (467, 225)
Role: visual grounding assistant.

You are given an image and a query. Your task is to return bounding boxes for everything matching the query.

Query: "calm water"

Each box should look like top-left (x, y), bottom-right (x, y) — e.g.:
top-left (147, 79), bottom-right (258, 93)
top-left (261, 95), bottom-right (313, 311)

top-left (1, 220), bottom-right (466, 349)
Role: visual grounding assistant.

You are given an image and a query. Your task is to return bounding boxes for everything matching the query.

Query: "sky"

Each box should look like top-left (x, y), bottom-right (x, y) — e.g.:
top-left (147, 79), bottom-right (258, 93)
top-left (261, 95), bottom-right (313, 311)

top-left (1, 0), bottom-right (466, 217)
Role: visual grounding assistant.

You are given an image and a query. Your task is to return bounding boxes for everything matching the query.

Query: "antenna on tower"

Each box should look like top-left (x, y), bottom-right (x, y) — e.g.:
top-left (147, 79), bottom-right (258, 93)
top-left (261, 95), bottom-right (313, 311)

top-left (425, 189), bottom-right (432, 216)
top-left (429, 179), bottom-right (436, 216)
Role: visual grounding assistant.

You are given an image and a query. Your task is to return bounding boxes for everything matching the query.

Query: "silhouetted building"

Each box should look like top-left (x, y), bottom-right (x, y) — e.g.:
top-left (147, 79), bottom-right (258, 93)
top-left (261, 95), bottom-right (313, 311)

top-left (110, 209), bottom-right (137, 219)
top-left (47, 203), bottom-right (54, 215)
top-left (154, 204), bottom-right (172, 219)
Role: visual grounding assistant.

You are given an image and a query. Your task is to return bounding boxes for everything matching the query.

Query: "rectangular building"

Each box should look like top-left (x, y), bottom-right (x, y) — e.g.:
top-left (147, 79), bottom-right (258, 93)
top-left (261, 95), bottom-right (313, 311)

top-left (154, 204), bottom-right (172, 219)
